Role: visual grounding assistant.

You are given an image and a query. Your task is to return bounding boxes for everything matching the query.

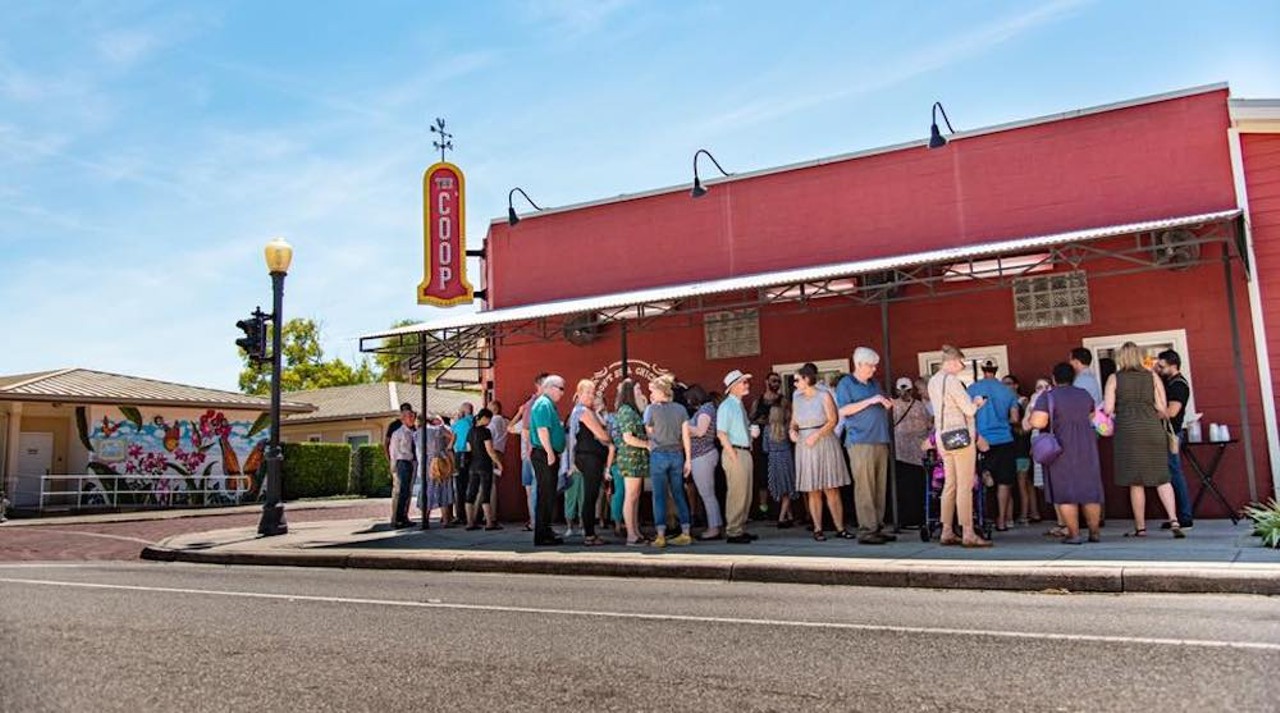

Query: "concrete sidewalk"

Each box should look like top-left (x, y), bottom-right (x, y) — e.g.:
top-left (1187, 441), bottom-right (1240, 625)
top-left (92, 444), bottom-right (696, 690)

top-left (1, 497), bottom-right (382, 527)
top-left (141, 516), bottom-right (1280, 595)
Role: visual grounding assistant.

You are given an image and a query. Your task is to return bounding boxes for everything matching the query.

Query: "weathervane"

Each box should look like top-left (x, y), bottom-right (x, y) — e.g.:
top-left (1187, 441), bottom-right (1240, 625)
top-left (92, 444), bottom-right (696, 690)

top-left (429, 117), bottom-right (454, 162)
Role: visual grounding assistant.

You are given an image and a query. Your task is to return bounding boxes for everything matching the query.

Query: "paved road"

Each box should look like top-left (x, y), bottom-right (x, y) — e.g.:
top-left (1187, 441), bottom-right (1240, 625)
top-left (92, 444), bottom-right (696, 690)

top-left (0, 501), bottom-right (390, 562)
top-left (1, 563), bottom-right (1276, 712)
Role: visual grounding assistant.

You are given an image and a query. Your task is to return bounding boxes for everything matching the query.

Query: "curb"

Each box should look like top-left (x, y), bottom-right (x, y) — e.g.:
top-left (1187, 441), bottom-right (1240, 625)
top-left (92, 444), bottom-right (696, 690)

top-left (138, 546), bottom-right (1280, 595)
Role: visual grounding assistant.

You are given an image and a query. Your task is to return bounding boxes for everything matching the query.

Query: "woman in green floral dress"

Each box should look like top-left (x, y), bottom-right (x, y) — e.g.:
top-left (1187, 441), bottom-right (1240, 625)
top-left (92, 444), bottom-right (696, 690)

top-left (614, 378), bottom-right (650, 545)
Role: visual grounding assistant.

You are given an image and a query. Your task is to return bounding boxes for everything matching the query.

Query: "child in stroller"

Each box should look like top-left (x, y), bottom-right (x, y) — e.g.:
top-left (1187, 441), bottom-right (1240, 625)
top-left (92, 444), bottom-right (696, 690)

top-left (920, 434), bottom-right (994, 542)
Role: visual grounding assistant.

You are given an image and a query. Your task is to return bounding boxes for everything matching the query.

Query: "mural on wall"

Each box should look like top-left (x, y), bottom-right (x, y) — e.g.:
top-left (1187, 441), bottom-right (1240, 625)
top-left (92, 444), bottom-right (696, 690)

top-left (589, 359), bottom-right (671, 405)
top-left (75, 406), bottom-right (269, 507)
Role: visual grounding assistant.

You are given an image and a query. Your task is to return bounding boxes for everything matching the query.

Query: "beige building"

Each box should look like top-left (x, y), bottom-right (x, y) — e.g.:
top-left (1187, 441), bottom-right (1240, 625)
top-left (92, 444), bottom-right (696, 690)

top-left (281, 382), bottom-right (481, 448)
top-left (0, 368), bottom-right (312, 513)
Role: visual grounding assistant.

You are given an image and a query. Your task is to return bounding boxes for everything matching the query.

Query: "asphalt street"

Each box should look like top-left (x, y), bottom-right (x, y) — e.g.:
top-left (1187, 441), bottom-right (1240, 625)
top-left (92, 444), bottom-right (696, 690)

top-left (1, 563), bottom-right (1277, 712)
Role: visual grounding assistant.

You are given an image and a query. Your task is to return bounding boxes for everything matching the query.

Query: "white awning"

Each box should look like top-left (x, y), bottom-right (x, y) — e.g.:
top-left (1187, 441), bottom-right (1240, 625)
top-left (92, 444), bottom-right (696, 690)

top-left (363, 208), bottom-right (1241, 343)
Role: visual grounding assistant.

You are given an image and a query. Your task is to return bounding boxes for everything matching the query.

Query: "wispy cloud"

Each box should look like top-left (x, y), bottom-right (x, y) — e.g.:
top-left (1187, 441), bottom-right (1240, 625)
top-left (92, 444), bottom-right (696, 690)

top-left (521, 0), bottom-right (635, 36)
top-left (697, 0), bottom-right (1094, 134)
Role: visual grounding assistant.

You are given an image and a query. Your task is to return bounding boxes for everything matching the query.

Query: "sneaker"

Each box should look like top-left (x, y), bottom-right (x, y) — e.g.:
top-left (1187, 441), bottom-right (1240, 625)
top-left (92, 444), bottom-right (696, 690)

top-left (652, 534), bottom-right (668, 548)
top-left (669, 533), bottom-right (694, 546)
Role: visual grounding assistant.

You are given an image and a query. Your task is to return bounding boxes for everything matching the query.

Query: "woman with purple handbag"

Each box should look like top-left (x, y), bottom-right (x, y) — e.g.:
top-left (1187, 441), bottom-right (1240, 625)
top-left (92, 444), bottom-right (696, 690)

top-left (1028, 363), bottom-right (1104, 544)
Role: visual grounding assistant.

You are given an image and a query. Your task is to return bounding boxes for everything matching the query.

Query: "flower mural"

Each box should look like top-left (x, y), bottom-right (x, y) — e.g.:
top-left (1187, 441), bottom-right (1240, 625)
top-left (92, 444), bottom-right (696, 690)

top-left (77, 406), bottom-right (270, 507)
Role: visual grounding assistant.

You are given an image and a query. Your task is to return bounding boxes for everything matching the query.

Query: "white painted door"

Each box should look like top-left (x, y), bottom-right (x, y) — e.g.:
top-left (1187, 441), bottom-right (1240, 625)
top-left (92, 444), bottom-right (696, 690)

top-left (14, 432), bottom-right (53, 508)
top-left (18, 432), bottom-right (53, 475)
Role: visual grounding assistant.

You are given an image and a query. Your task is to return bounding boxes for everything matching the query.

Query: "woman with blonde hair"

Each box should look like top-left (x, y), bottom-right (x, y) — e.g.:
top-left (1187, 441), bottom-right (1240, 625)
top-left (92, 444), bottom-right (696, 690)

top-left (645, 375), bottom-right (695, 547)
top-left (1104, 341), bottom-right (1184, 538)
top-left (569, 379), bottom-right (615, 546)
top-left (927, 345), bottom-right (992, 547)
top-left (791, 362), bottom-right (853, 540)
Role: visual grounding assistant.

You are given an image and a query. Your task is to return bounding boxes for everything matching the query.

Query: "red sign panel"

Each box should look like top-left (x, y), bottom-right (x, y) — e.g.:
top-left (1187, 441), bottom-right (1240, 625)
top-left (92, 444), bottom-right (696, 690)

top-left (418, 162), bottom-right (473, 306)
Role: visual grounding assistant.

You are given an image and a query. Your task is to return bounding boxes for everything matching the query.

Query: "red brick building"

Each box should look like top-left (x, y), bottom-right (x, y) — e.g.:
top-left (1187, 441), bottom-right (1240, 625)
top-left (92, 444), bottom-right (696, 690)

top-left (365, 83), bottom-right (1280, 522)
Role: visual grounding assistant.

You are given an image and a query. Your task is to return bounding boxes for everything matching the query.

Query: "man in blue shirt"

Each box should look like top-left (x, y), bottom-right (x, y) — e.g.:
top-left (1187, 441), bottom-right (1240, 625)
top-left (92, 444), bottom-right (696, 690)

top-left (1070, 348), bottom-right (1103, 404)
top-left (835, 347), bottom-right (896, 544)
top-left (450, 402), bottom-right (475, 525)
top-left (968, 362), bottom-right (1020, 531)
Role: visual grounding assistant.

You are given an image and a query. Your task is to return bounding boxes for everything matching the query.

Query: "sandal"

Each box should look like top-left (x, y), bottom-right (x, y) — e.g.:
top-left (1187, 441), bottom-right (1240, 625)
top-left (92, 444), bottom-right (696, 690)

top-left (1088, 533), bottom-right (1101, 543)
top-left (1044, 526), bottom-right (1068, 538)
top-left (812, 530), bottom-right (827, 542)
top-left (1062, 535), bottom-right (1085, 545)
top-left (1123, 528), bottom-right (1147, 538)
top-left (1171, 523), bottom-right (1186, 539)
top-left (939, 536), bottom-right (961, 546)
top-left (962, 538), bottom-right (993, 548)
top-left (583, 536), bottom-right (606, 547)
top-left (834, 530), bottom-right (857, 540)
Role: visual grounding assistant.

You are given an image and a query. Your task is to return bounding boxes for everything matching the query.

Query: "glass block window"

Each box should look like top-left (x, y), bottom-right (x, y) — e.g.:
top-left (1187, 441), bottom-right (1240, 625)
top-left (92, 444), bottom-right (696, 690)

top-left (704, 309), bottom-right (761, 360)
top-left (1012, 271), bottom-right (1091, 330)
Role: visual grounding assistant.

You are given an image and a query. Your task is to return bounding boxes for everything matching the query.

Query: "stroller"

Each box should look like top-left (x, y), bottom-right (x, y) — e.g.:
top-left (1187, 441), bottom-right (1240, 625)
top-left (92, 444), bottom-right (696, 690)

top-left (920, 447), bottom-right (994, 542)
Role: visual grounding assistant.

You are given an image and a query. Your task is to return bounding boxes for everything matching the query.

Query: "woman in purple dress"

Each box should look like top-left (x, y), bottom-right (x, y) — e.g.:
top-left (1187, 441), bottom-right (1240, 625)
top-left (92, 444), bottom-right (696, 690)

top-left (1029, 363), bottom-right (1103, 544)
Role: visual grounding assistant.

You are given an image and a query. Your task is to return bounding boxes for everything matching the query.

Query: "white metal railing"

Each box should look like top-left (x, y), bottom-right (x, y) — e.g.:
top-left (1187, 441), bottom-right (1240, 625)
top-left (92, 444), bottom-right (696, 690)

top-left (20, 473), bottom-right (255, 513)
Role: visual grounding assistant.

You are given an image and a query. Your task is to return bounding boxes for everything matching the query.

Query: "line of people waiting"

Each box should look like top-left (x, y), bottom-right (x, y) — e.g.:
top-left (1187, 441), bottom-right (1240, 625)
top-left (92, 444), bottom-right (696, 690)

top-left (384, 340), bottom-right (1195, 547)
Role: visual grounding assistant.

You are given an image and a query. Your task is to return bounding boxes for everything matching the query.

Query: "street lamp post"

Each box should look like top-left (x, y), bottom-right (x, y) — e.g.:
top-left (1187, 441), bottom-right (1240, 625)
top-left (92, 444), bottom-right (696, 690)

top-left (258, 237), bottom-right (293, 537)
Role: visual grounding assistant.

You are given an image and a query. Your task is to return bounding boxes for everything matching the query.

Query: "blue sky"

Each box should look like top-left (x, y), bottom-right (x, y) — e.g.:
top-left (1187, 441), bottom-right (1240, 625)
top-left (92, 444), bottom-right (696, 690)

top-left (2, 0), bottom-right (1278, 391)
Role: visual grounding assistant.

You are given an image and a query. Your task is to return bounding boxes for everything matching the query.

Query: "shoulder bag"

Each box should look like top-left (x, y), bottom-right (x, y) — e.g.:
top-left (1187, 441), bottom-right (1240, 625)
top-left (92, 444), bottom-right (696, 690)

top-left (429, 451), bottom-right (454, 482)
top-left (1030, 391), bottom-right (1063, 466)
top-left (938, 375), bottom-right (973, 451)
top-left (1165, 419), bottom-right (1181, 455)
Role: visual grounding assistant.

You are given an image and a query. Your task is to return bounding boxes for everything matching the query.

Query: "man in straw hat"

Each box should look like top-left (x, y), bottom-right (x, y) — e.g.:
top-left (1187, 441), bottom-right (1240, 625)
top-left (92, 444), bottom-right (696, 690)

top-left (717, 369), bottom-right (759, 544)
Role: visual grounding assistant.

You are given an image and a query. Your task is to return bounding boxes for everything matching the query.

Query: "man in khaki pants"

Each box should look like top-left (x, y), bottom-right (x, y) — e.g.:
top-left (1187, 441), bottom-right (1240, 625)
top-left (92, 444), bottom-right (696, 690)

top-left (835, 347), bottom-right (897, 544)
top-left (717, 369), bottom-right (757, 544)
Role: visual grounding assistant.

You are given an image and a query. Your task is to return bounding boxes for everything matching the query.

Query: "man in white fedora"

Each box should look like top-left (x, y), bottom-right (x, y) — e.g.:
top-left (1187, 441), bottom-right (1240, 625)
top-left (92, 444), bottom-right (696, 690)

top-left (717, 369), bottom-right (758, 544)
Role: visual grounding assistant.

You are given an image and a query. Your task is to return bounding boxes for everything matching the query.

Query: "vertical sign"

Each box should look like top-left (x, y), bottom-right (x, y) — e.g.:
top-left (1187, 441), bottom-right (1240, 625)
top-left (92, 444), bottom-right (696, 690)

top-left (418, 161), bottom-right (473, 306)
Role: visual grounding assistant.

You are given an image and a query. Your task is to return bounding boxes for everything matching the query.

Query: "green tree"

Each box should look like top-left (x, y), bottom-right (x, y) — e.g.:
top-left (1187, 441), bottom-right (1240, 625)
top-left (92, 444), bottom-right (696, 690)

top-left (374, 318), bottom-right (458, 384)
top-left (239, 318), bottom-right (377, 395)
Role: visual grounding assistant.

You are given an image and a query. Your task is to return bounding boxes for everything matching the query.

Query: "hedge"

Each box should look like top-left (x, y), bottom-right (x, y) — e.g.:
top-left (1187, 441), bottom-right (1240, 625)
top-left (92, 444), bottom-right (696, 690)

top-left (282, 443), bottom-right (352, 500)
top-left (353, 444), bottom-right (392, 497)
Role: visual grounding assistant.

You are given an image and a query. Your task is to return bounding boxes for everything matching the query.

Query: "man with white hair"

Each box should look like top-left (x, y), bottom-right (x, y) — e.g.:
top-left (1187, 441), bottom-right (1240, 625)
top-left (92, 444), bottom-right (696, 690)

top-left (530, 374), bottom-right (568, 546)
top-left (835, 346), bottom-right (896, 544)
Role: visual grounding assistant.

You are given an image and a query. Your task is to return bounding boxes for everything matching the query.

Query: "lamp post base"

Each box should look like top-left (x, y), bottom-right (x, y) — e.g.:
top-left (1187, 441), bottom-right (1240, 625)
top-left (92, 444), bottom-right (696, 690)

top-left (257, 503), bottom-right (288, 537)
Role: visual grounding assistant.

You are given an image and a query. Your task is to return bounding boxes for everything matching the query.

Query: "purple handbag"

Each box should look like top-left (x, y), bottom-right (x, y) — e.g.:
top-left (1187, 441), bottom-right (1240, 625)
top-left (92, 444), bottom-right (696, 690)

top-left (1030, 391), bottom-right (1063, 466)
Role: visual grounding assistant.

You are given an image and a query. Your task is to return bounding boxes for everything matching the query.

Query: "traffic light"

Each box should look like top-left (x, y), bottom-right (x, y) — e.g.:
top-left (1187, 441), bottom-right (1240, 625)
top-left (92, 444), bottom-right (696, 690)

top-left (235, 308), bottom-right (270, 363)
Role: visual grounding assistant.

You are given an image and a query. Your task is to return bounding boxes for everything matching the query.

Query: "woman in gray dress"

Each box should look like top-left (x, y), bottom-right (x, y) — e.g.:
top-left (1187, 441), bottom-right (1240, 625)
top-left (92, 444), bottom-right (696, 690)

top-left (1103, 342), bottom-right (1184, 538)
top-left (790, 363), bottom-right (854, 541)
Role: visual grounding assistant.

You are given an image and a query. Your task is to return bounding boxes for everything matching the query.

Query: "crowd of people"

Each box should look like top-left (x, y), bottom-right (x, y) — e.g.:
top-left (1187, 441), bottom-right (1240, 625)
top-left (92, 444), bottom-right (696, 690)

top-left (382, 341), bottom-right (1196, 548)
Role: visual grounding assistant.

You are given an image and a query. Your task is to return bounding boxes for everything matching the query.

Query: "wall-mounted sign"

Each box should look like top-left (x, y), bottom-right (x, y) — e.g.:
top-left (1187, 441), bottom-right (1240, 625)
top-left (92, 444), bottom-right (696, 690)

top-left (418, 162), bottom-right (474, 306)
top-left (589, 359), bottom-right (671, 406)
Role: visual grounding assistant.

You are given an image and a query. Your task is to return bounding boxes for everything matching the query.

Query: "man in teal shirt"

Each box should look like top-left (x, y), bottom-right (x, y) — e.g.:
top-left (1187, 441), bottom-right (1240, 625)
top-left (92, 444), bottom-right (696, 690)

top-left (531, 374), bottom-right (567, 546)
top-left (717, 369), bottom-right (757, 544)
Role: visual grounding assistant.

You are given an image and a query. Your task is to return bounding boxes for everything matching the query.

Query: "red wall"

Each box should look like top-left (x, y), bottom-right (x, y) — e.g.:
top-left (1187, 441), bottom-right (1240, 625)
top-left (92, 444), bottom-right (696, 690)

top-left (491, 250), bottom-right (1273, 522)
top-left (1242, 133), bottom-right (1280, 442)
top-left (484, 89), bottom-right (1236, 308)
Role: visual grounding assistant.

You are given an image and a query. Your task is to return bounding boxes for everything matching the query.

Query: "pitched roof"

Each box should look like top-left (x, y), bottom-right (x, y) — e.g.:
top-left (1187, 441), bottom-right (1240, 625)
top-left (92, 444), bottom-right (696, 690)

top-left (282, 382), bottom-right (480, 424)
top-left (0, 368), bottom-right (313, 413)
